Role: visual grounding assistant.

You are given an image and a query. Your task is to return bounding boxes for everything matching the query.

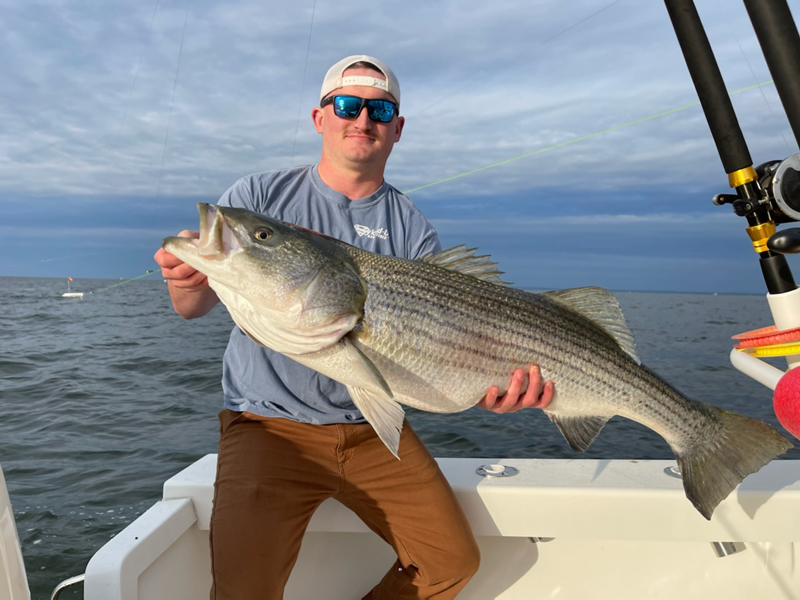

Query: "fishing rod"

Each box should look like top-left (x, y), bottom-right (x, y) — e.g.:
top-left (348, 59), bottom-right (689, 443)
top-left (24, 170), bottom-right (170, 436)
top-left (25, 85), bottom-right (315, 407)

top-left (665, 0), bottom-right (800, 439)
top-left (665, 0), bottom-right (800, 295)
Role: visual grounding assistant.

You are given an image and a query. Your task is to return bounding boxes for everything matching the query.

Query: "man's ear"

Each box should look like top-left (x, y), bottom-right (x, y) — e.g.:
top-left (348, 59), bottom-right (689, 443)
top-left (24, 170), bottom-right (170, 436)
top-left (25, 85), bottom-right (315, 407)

top-left (312, 106), bottom-right (324, 133)
top-left (394, 115), bottom-right (405, 142)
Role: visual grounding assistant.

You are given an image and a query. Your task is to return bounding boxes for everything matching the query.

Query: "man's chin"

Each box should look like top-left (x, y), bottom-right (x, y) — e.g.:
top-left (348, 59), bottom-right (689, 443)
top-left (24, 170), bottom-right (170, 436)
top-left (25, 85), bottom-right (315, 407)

top-left (343, 150), bottom-right (382, 165)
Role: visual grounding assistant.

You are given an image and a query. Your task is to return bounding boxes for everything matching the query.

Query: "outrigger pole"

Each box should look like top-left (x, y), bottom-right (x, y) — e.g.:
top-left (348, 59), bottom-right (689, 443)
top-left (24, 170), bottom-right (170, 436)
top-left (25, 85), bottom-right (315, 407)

top-left (744, 0), bottom-right (800, 149)
top-left (664, 0), bottom-right (800, 295)
top-left (665, 0), bottom-right (800, 437)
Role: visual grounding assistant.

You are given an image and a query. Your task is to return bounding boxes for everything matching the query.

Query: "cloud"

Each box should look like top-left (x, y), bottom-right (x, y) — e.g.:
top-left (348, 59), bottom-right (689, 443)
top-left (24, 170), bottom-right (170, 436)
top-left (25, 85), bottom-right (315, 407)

top-left (1, 0), bottom-right (799, 291)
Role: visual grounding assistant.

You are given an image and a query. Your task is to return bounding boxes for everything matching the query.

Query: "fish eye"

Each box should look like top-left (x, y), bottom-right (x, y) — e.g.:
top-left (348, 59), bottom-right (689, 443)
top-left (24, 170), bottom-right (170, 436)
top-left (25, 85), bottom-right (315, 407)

top-left (254, 228), bottom-right (272, 241)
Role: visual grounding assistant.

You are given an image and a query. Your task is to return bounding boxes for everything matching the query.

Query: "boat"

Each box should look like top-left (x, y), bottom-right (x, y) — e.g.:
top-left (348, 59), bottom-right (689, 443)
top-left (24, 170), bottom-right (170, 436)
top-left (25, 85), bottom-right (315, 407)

top-left (61, 278), bottom-right (84, 299)
top-left (3, 1), bottom-right (800, 598)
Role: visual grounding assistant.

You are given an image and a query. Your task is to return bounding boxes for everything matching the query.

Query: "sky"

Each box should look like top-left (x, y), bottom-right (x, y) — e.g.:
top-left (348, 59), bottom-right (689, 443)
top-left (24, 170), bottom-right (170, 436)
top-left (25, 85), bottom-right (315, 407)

top-left (2, 0), bottom-right (800, 293)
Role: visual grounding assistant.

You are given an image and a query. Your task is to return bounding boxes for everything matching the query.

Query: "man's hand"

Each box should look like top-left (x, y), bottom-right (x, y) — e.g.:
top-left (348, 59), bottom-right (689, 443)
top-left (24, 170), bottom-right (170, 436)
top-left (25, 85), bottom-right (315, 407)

top-left (153, 231), bottom-right (208, 291)
top-left (154, 230), bottom-right (219, 318)
top-left (478, 365), bottom-right (553, 414)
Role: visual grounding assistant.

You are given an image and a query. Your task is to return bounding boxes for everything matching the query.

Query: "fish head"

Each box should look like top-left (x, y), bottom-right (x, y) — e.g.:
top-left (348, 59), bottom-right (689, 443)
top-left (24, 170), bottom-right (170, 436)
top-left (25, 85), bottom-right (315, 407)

top-left (163, 203), bottom-right (366, 353)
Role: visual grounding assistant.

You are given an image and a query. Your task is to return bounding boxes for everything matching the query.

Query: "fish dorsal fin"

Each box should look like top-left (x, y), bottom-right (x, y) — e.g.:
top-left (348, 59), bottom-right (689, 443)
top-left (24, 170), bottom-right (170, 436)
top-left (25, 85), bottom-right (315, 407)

top-left (543, 287), bottom-right (640, 365)
top-left (421, 245), bottom-right (510, 286)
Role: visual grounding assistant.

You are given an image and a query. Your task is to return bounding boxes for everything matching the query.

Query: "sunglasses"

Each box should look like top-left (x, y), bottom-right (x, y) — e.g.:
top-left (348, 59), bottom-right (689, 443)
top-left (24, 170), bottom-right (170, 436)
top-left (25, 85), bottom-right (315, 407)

top-left (320, 95), bottom-right (398, 123)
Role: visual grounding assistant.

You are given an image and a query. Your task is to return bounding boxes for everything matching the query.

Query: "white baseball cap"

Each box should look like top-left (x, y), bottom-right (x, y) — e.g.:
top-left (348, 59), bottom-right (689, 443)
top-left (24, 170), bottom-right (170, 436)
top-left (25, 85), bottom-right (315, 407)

top-left (320, 55), bottom-right (400, 106)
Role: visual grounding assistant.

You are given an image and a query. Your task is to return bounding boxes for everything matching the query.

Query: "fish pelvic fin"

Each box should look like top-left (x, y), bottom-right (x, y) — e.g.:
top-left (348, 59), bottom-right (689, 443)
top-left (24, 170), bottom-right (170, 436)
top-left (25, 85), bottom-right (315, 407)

top-left (347, 385), bottom-right (405, 460)
top-left (421, 245), bottom-right (511, 286)
top-left (543, 287), bottom-right (640, 365)
top-left (675, 408), bottom-right (792, 520)
top-left (549, 414), bottom-right (610, 452)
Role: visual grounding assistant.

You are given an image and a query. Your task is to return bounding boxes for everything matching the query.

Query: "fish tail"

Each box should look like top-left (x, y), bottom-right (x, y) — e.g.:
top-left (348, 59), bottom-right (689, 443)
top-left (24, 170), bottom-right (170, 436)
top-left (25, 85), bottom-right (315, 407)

top-left (675, 408), bottom-right (792, 520)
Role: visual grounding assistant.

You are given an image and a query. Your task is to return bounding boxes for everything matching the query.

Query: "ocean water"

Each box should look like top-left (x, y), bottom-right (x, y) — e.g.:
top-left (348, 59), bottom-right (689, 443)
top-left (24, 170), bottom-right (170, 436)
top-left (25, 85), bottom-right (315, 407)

top-left (1, 275), bottom-right (798, 598)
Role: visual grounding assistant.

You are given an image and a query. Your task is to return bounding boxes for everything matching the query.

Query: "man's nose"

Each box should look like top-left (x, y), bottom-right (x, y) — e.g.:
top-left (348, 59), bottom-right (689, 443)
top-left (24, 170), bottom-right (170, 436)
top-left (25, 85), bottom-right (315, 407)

top-left (354, 105), bottom-right (373, 129)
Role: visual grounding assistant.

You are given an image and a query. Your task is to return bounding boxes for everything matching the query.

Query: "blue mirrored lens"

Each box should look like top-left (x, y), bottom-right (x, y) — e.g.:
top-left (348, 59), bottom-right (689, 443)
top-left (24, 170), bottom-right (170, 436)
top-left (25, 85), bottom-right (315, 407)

top-left (366, 100), bottom-right (395, 123)
top-left (332, 96), bottom-right (395, 122)
top-left (334, 96), bottom-right (363, 118)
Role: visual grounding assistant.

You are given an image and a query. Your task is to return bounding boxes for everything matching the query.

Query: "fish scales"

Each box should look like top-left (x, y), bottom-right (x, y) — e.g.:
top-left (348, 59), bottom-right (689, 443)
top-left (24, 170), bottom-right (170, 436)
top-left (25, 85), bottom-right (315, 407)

top-left (162, 203), bottom-right (793, 519)
top-left (357, 253), bottom-right (734, 454)
top-left (348, 247), bottom-right (651, 410)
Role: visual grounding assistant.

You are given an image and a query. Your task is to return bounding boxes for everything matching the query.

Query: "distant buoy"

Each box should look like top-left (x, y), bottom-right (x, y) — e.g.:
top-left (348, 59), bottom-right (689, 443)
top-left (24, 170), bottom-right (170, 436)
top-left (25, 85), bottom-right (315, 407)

top-left (773, 367), bottom-right (800, 440)
top-left (62, 292), bottom-right (85, 298)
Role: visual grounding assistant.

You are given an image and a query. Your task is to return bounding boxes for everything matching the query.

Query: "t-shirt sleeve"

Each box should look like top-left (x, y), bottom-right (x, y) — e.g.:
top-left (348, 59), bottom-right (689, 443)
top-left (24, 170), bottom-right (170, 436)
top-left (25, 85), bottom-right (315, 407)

top-left (406, 212), bottom-right (442, 260)
top-left (217, 178), bottom-right (254, 210)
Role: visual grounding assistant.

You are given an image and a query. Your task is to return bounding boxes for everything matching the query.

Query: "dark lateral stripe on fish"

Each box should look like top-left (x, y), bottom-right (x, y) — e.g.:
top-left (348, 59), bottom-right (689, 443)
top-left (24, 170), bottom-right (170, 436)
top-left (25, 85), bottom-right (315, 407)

top-left (361, 259), bottom-right (711, 440)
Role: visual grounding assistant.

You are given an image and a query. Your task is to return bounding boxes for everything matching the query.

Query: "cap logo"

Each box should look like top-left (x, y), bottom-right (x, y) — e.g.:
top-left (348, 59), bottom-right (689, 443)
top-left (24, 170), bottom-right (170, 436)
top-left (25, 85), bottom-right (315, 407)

top-left (338, 76), bottom-right (388, 91)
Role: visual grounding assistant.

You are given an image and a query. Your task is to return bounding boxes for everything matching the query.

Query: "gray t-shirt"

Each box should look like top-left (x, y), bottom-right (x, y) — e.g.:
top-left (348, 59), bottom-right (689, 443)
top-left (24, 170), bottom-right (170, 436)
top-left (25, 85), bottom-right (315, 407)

top-left (217, 164), bottom-right (442, 424)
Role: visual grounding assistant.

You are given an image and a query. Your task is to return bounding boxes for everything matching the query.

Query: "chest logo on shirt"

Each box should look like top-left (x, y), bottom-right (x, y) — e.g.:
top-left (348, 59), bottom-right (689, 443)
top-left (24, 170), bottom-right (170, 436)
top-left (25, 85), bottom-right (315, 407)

top-left (354, 224), bottom-right (389, 240)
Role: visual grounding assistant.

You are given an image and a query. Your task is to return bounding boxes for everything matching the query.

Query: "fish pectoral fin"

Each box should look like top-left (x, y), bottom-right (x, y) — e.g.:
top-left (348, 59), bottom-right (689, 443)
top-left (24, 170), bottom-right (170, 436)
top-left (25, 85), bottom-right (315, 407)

top-left (548, 414), bottom-right (609, 452)
top-left (347, 385), bottom-right (405, 459)
top-left (341, 337), bottom-right (393, 398)
top-left (341, 337), bottom-right (403, 458)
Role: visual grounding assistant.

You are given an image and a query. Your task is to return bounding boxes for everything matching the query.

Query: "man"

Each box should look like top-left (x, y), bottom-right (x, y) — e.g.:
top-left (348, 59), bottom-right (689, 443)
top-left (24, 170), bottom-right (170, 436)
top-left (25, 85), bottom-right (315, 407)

top-left (154, 55), bottom-right (553, 600)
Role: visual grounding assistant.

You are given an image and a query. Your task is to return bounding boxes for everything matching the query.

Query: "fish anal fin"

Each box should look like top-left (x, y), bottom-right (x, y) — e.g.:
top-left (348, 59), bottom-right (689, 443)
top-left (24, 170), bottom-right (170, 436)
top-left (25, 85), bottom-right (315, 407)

top-left (549, 414), bottom-right (609, 452)
top-left (421, 245), bottom-right (510, 286)
top-left (347, 385), bottom-right (405, 459)
top-left (543, 287), bottom-right (640, 365)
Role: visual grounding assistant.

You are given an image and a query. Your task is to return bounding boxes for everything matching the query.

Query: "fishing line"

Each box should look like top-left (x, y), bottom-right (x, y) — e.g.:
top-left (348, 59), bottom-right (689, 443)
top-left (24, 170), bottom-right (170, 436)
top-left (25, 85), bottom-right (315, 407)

top-left (408, 0), bottom-right (621, 118)
top-left (403, 80), bottom-right (774, 195)
top-left (726, 19), bottom-right (794, 155)
top-left (40, 252), bottom-right (106, 264)
top-left (290, 0), bottom-right (318, 166)
top-left (115, 0), bottom-right (161, 139)
top-left (156, 1), bottom-right (190, 198)
top-left (76, 270), bottom-right (157, 296)
top-left (12, 0), bottom-right (162, 163)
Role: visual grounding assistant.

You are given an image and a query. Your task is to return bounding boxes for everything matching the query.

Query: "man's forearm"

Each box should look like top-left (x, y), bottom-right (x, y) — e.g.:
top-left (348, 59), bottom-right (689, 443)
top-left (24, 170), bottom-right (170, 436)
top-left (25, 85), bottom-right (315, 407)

top-left (168, 283), bottom-right (220, 319)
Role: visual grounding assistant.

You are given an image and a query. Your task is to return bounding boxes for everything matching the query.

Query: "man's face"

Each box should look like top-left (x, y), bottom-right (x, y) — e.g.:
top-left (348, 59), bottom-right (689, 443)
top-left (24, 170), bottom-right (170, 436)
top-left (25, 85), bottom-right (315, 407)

top-left (312, 67), bottom-right (405, 171)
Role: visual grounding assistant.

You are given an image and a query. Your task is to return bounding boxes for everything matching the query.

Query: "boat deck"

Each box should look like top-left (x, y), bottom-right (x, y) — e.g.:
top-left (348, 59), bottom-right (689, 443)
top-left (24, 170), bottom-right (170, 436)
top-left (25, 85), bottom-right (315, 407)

top-left (82, 455), bottom-right (800, 599)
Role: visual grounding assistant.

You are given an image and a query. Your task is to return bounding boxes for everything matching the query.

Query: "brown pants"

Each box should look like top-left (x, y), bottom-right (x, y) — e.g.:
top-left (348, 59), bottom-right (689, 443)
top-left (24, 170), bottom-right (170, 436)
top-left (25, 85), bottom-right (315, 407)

top-left (209, 409), bottom-right (480, 600)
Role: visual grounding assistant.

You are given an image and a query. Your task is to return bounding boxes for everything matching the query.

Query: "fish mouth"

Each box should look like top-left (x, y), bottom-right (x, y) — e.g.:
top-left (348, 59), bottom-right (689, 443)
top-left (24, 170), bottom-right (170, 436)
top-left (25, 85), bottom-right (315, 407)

top-left (196, 203), bottom-right (242, 259)
top-left (162, 203), bottom-right (243, 262)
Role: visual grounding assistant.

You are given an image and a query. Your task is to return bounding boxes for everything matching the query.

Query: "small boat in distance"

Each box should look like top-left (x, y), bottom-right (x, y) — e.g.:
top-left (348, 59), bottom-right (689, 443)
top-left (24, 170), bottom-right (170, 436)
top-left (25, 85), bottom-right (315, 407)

top-left (61, 277), bottom-right (84, 299)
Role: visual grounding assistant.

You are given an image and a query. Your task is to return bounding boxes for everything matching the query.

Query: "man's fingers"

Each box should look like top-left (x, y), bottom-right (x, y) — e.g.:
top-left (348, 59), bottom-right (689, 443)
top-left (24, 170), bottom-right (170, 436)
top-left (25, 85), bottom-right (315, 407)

top-left (172, 269), bottom-right (208, 289)
top-left (501, 365), bottom-right (555, 413)
top-left (493, 369), bottom-right (525, 413)
top-left (479, 386), bottom-right (500, 410)
top-left (154, 230), bottom-right (198, 268)
top-left (479, 365), bottom-right (555, 414)
top-left (516, 365), bottom-right (542, 409)
top-left (165, 263), bottom-right (207, 288)
top-left (154, 247), bottom-right (183, 269)
top-left (540, 381), bottom-right (554, 408)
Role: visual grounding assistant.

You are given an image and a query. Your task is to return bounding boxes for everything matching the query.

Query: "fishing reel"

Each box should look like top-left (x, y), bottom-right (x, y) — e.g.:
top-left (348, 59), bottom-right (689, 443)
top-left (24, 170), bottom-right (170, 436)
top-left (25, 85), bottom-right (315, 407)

top-left (713, 152), bottom-right (800, 254)
top-left (757, 154), bottom-right (800, 224)
top-left (713, 154), bottom-right (800, 224)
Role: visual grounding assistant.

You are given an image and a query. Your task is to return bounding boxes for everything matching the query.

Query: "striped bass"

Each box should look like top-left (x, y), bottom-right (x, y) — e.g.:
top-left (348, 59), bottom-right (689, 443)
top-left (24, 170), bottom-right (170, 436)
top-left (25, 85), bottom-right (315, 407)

top-left (163, 203), bottom-right (792, 519)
